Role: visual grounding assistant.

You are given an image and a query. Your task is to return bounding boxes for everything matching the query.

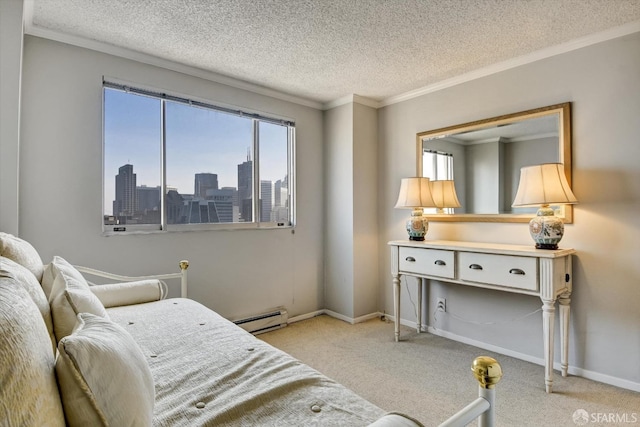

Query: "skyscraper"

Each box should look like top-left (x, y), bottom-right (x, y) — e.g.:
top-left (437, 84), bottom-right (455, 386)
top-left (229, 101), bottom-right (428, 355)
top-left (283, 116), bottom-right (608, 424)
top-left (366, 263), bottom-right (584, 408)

top-left (113, 164), bottom-right (136, 217)
top-left (260, 180), bottom-right (272, 222)
top-left (273, 177), bottom-right (289, 223)
top-left (237, 155), bottom-right (252, 222)
top-left (137, 185), bottom-right (161, 212)
top-left (194, 173), bottom-right (218, 199)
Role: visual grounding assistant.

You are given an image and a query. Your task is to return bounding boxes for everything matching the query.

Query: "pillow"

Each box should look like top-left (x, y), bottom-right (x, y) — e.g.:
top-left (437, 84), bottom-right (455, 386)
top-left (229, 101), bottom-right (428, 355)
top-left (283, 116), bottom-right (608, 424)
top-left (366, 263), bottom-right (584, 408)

top-left (45, 256), bottom-right (89, 300)
top-left (0, 256), bottom-right (56, 354)
top-left (55, 313), bottom-right (155, 427)
top-left (49, 258), bottom-right (109, 342)
top-left (41, 263), bottom-right (57, 299)
top-left (0, 232), bottom-right (44, 282)
top-left (0, 278), bottom-right (66, 426)
top-left (90, 279), bottom-right (164, 308)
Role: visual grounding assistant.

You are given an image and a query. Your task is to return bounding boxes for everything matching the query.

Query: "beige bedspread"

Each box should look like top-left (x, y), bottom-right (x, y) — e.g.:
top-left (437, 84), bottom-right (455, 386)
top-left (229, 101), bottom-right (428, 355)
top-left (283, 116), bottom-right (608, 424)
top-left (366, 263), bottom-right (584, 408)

top-left (107, 298), bottom-right (386, 426)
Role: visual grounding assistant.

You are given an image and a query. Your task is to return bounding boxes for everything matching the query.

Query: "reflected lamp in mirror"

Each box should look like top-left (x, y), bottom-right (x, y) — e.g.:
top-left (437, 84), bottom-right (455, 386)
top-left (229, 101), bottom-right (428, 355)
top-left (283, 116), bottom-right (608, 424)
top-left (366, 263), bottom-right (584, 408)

top-left (430, 180), bottom-right (461, 214)
top-left (512, 163), bottom-right (578, 249)
top-left (395, 177), bottom-right (436, 241)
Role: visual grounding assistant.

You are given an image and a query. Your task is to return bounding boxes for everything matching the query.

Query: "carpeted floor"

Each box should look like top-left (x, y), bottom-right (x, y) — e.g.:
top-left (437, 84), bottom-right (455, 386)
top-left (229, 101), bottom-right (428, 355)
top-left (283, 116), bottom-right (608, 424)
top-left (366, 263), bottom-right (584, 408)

top-left (260, 315), bottom-right (640, 427)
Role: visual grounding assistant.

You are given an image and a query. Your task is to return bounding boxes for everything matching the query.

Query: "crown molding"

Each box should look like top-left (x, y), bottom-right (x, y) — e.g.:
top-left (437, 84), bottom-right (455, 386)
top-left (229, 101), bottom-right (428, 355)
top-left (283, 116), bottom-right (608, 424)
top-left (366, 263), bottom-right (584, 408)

top-left (323, 94), bottom-right (380, 110)
top-left (23, 11), bottom-right (323, 111)
top-left (380, 20), bottom-right (640, 108)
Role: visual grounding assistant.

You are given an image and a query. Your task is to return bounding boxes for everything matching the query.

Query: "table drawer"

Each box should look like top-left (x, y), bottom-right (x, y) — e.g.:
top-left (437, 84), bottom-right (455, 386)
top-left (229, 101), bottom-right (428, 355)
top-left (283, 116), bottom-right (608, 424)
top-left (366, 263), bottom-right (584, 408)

top-left (398, 247), bottom-right (455, 279)
top-left (458, 252), bottom-right (538, 291)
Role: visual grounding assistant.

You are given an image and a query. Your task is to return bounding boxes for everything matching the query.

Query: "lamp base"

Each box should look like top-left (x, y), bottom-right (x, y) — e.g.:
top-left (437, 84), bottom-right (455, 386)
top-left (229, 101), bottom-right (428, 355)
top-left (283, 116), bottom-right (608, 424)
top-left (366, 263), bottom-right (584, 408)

top-left (406, 208), bottom-right (428, 241)
top-left (529, 205), bottom-right (564, 250)
top-left (535, 243), bottom-right (559, 250)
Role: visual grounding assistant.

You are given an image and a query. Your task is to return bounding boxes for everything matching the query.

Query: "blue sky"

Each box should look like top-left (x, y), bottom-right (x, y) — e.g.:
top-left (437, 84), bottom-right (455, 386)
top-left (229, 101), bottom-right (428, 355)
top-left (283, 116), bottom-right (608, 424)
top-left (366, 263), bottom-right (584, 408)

top-left (104, 89), bottom-right (288, 214)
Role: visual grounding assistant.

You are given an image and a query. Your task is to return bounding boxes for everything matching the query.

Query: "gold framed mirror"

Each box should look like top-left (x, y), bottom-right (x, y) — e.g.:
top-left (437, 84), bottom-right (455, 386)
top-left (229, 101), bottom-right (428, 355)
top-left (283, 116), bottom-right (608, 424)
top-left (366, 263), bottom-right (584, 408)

top-left (417, 102), bottom-right (573, 223)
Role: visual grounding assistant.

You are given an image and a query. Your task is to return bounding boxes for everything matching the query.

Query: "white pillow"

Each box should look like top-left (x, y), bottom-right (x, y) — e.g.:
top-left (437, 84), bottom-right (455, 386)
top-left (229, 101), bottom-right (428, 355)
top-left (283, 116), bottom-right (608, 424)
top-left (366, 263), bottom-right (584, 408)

top-left (0, 232), bottom-right (45, 282)
top-left (0, 278), bottom-right (66, 427)
top-left (0, 256), bottom-right (56, 354)
top-left (90, 279), bottom-right (164, 308)
top-left (45, 256), bottom-right (89, 300)
top-left (49, 258), bottom-right (109, 342)
top-left (56, 313), bottom-right (155, 427)
top-left (41, 263), bottom-right (57, 299)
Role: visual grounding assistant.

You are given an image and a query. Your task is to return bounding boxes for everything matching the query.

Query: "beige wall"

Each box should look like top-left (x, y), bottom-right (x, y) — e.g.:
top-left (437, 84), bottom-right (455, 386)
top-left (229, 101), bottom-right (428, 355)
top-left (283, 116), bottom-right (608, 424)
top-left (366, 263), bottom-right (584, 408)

top-left (378, 32), bottom-right (640, 389)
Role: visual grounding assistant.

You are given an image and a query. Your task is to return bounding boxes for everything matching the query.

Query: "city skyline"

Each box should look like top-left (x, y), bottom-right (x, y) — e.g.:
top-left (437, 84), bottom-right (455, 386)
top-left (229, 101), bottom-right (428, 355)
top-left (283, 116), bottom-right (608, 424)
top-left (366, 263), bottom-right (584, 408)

top-left (107, 161), bottom-right (288, 225)
top-left (103, 88), bottom-right (289, 217)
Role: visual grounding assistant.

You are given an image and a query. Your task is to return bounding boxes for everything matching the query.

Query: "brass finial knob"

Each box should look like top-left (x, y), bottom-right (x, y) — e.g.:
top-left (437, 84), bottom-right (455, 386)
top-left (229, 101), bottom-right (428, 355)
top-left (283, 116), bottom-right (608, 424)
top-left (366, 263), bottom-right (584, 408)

top-left (472, 356), bottom-right (503, 389)
top-left (179, 260), bottom-right (189, 270)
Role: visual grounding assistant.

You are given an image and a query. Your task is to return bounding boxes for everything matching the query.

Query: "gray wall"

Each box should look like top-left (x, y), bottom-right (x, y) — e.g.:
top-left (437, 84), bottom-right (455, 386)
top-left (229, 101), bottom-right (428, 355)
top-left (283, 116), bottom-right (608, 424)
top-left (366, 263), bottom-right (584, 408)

top-left (324, 101), bottom-right (379, 320)
top-left (378, 32), bottom-right (640, 389)
top-left (465, 141), bottom-right (502, 214)
top-left (18, 36), bottom-right (325, 321)
top-left (324, 103), bottom-right (355, 316)
top-left (352, 102), bottom-right (379, 318)
top-left (504, 137), bottom-right (558, 213)
top-left (0, 0), bottom-right (23, 235)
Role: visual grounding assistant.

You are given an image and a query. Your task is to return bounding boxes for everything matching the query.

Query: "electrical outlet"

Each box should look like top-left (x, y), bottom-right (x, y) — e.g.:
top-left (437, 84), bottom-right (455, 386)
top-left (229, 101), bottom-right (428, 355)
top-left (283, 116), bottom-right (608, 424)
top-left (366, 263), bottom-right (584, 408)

top-left (436, 297), bottom-right (446, 313)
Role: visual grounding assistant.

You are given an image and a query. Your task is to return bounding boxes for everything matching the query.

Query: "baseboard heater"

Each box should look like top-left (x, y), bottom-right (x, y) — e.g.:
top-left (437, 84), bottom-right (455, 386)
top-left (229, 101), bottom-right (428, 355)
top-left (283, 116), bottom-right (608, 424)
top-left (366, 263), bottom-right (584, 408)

top-left (233, 309), bottom-right (288, 335)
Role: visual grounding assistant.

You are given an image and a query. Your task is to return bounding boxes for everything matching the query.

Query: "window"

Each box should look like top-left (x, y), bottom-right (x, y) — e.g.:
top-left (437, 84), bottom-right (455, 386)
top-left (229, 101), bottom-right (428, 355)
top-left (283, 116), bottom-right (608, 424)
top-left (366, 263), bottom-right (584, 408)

top-left (423, 149), bottom-right (455, 214)
top-left (422, 149), bottom-right (453, 181)
top-left (103, 81), bottom-right (295, 233)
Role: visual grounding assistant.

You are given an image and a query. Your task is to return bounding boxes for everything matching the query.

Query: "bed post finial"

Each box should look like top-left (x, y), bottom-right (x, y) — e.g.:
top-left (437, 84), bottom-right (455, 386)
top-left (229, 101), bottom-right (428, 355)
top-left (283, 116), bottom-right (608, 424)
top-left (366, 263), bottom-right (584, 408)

top-left (472, 356), bottom-right (502, 389)
top-left (179, 260), bottom-right (189, 299)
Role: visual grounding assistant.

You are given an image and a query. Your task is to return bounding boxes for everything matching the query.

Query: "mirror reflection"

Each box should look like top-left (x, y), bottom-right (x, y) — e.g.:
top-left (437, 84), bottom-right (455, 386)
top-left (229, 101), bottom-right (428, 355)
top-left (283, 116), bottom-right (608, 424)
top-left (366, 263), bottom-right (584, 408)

top-left (417, 103), bottom-right (572, 223)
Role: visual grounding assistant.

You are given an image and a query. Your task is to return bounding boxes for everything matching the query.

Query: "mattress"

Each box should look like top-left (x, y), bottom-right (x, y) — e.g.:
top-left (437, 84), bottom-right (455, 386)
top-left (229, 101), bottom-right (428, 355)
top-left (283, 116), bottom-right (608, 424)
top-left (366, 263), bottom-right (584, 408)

top-left (107, 298), bottom-right (386, 426)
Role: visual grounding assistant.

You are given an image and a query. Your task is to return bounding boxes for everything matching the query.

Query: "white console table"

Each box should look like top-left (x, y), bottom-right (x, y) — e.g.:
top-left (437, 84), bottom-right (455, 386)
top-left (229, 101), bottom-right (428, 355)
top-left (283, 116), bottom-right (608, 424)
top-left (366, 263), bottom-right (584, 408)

top-left (389, 240), bottom-right (575, 393)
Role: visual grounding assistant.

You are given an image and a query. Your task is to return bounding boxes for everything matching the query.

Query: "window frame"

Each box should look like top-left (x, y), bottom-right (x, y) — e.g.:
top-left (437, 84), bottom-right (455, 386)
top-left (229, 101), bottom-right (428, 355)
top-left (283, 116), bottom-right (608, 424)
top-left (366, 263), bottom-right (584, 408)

top-left (102, 79), bottom-right (296, 235)
top-left (423, 149), bottom-right (455, 214)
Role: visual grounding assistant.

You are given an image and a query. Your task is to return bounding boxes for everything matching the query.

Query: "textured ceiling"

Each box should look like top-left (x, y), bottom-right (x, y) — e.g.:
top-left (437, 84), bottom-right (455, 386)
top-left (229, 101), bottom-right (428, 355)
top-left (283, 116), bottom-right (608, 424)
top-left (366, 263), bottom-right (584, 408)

top-left (27, 0), bottom-right (640, 105)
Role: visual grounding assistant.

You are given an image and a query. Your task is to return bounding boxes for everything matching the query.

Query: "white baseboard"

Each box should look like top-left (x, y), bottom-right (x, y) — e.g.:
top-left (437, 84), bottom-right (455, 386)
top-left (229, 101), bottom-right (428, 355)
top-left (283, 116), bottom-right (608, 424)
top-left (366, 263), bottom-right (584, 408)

top-left (288, 309), bottom-right (383, 325)
top-left (420, 322), bottom-right (640, 392)
top-left (425, 326), bottom-right (640, 392)
top-left (288, 310), bottom-right (325, 324)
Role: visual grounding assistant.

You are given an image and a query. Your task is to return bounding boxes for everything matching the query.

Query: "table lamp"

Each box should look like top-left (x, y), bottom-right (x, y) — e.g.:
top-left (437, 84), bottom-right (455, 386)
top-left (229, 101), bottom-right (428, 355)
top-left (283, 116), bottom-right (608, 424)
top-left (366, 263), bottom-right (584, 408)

top-left (512, 163), bottom-right (578, 249)
top-left (395, 177), bottom-right (436, 241)
top-left (430, 180), bottom-right (461, 214)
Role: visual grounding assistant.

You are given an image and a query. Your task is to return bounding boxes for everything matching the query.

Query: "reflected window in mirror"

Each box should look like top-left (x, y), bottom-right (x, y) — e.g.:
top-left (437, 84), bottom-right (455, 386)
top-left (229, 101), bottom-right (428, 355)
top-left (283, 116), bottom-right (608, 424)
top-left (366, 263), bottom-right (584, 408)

top-left (423, 150), bottom-right (456, 214)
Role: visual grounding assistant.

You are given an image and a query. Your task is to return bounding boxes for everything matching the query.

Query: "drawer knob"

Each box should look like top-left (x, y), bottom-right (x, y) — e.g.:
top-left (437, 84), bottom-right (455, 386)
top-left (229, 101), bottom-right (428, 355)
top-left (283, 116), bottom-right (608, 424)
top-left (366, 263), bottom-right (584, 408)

top-left (509, 268), bottom-right (526, 275)
top-left (434, 260), bottom-right (446, 266)
top-left (405, 256), bottom-right (416, 262)
top-left (469, 264), bottom-right (483, 270)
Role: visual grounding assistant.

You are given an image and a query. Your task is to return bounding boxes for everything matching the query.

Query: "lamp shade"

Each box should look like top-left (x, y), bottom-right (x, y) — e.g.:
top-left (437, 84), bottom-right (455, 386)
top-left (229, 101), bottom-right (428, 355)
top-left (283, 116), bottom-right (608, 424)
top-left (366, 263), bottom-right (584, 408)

top-left (395, 177), bottom-right (436, 208)
top-left (512, 163), bottom-right (578, 207)
top-left (430, 180), bottom-right (461, 209)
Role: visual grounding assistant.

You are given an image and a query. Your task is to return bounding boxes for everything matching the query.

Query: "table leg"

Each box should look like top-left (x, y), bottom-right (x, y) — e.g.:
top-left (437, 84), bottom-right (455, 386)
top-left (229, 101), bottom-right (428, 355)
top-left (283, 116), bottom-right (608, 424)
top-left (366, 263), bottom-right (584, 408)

top-left (558, 293), bottom-right (571, 377)
top-left (416, 277), bottom-right (422, 333)
top-left (393, 275), bottom-right (401, 342)
top-left (542, 298), bottom-right (556, 393)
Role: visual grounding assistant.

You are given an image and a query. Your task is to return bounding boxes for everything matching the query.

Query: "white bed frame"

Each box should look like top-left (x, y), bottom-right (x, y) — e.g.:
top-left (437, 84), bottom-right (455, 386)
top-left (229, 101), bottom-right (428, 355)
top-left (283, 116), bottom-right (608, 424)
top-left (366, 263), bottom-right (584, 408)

top-left (74, 260), bottom-right (501, 427)
top-left (75, 260), bottom-right (190, 298)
